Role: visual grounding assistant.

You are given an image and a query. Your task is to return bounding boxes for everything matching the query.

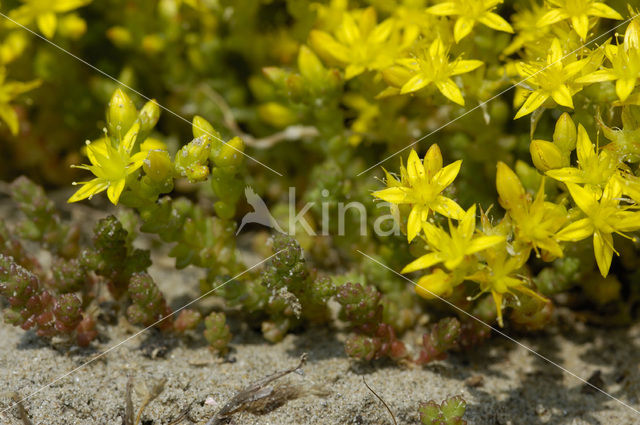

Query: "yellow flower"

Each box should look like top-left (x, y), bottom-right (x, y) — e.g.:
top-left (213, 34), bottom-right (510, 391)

top-left (427, 0), bottom-right (513, 43)
top-left (546, 124), bottom-right (619, 191)
top-left (514, 38), bottom-right (588, 119)
top-left (496, 162), bottom-right (567, 258)
top-left (0, 67), bottom-right (41, 135)
top-left (390, 0), bottom-right (447, 46)
top-left (537, 0), bottom-right (622, 40)
top-left (69, 122), bottom-right (146, 205)
top-left (309, 7), bottom-right (408, 79)
top-left (396, 37), bottom-right (483, 105)
top-left (414, 268), bottom-right (455, 299)
top-left (311, 0), bottom-right (349, 32)
top-left (342, 93), bottom-right (380, 146)
top-left (555, 179), bottom-right (640, 276)
top-left (504, 2), bottom-right (552, 55)
top-left (373, 145), bottom-right (465, 242)
top-left (402, 204), bottom-right (505, 272)
top-left (467, 247), bottom-right (548, 327)
top-left (9, 0), bottom-right (92, 39)
top-left (576, 19), bottom-right (640, 101)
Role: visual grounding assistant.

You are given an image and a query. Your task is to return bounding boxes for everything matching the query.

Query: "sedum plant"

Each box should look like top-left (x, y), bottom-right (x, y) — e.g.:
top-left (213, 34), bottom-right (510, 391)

top-left (419, 395), bottom-right (467, 425)
top-left (0, 0), bottom-right (639, 368)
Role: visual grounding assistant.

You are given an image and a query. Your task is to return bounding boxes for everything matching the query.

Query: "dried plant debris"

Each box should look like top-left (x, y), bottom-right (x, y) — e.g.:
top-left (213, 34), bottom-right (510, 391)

top-left (166, 402), bottom-right (196, 425)
top-left (122, 374), bottom-right (166, 425)
top-left (363, 377), bottom-right (397, 425)
top-left (10, 393), bottom-right (33, 425)
top-left (206, 353), bottom-right (311, 425)
top-left (124, 375), bottom-right (134, 425)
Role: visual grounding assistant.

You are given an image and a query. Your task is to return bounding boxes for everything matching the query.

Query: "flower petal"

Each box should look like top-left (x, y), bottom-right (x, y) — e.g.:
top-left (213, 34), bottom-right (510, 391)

top-left (407, 204), bottom-right (424, 243)
top-left (309, 30), bottom-right (350, 64)
top-left (406, 149), bottom-right (425, 184)
top-left (492, 291), bottom-right (504, 327)
top-left (588, 3), bottom-right (622, 20)
top-left (576, 124), bottom-right (595, 165)
top-left (478, 12), bottom-right (514, 33)
top-left (402, 252), bottom-right (444, 273)
top-left (37, 13), bottom-right (57, 39)
top-left (435, 79), bottom-right (465, 105)
top-left (373, 187), bottom-right (407, 203)
top-left (575, 70), bottom-right (617, 84)
top-left (616, 78), bottom-right (636, 102)
top-left (426, 2), bottom-right (458, 16)
top-left (566, 183), bottom-right (596, 214)
top-left (459, 204), bottom-right (477, 238)
top-left (106, 178), bottom-right (126, 205)
top-left (0, 103), bottom-right (19, 135)
top-left (593, 231), bottom-right (614, 277)
top-left (422, 222), bottom-right (446, 249)
top-left (546, 167), bottom-right (585, 183)
top-left (555, 218), bottom-right (593, 241)
top-left (615, 211), bottom-right (640, 232)
top-left (400, 74), bottom-right (431, 94)
top-left (467, 235), bottom-right (505, 254)
top-left (450, 60), bottom-right (484, 76)
top-left (571, 14), bottom-right (589, 39)
top-left (67, 179), bottom-right (109, 203)
top-left (433, 160), bottom-right (462, 190)
top-left (538, 9), bottom-right (568, 26)
top-left (453, 16), bottom-right (474, 43)
top-left (514, 90), bottom-right (548, 119)
top-left (550, 85), bottom-right (574, 109)
top-left (120, 121), bottom-right (140, 154)
top-left (424, 144), bottom-right (443, 178)
top-left (414, 269), bottom-right (453, 299)
top-left (433, 196), bottom-right (465, 220)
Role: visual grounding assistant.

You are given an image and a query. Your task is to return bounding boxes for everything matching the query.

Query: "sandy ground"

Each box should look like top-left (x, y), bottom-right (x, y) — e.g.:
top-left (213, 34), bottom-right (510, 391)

top-left (1, 201), bottom-right (640, 424)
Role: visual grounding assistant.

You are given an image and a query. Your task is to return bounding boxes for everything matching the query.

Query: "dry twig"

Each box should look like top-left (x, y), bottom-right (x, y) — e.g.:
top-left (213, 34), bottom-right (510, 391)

top-left (205, 353), bottom-right (308, 425)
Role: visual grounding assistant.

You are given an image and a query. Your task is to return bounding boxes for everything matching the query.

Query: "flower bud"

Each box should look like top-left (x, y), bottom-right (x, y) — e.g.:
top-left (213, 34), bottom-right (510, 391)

top-left (58, 14), bottom-right (87, 39)
top-left (262, 67), bottom-right (289, 85)
top-left (530, 139), bottom-right (563, 171)
top-left (552, 112), bottom-right (577, 153)
top-left (107, 26), bottom-right (132, 48)
top-left (213, 136), bottom-right (244, 168)
top-left (107, 88), bottom-right (137, 140)
top-left (298, 45), bottom-right (326, 82)
top-left (258, 102), bottom-right (297, 128)
top-left (496, 161), bottom-right (525, 210)
top-left (214, 201), bottom-right (235, 220)
top-left (142, 34), bottom-right (165, 54)
top-left (174, 137), bottom-right (211, 182)
top-left (415, 269), bottom-right (453, 299)
top-left (138, 99), bottom-right (160, 135)
top-left (0, 32), bottom-right (28, 64)
top-left (286, 74), bottom-right (304, 101)
top-left (192, 115), bottom-right (222, 153)
top-left (143, 149), bottom-right (173, 182)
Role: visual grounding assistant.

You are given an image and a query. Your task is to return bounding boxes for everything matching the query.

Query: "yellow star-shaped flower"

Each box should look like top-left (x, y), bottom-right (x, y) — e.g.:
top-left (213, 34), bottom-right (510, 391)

top-left (396, 37), bottom-right (483, 105)
top-left (537, 0), bottom-right (622, 40)
top-left (427, 0), bottom-right (513, 43)
top-left (514, 38), bottom-right (588, 119)
top-left (9, 0), bottom-right (92, 39)
top-left (556, 178), bottom-right (640, 276)
top-left (69, 122), bottom-right (147, 205)
top-left (373, 144), bottom-right (465, 242)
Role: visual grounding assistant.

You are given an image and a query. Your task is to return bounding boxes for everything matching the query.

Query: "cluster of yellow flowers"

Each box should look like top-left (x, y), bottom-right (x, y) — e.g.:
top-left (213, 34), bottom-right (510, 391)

top-left (308, 0), bottom-right (638, 118)
top-left (376, 108), bottom-right (640, 326)
top-left (0, 0), bottom-right (91, 135)
top-left (360, 1), bottom-right (640, 325)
